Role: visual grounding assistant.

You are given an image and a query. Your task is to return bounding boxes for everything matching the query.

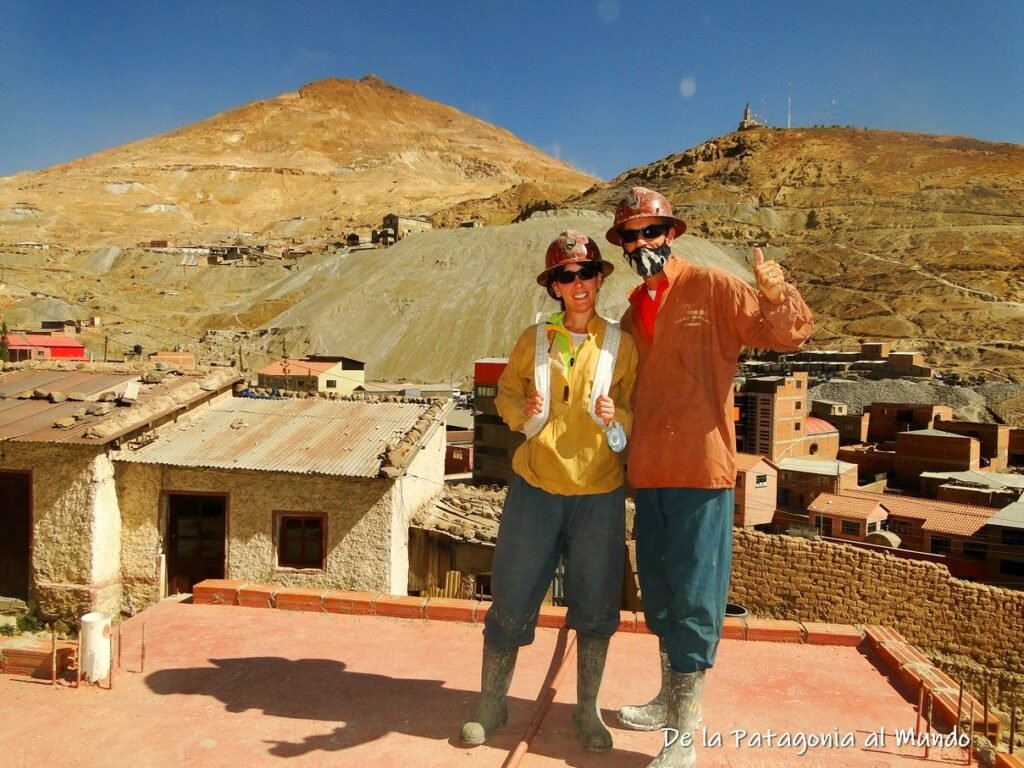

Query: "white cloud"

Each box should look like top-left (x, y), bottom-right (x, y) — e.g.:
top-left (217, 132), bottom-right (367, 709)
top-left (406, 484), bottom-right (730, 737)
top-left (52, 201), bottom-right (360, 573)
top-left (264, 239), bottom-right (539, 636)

top-left (597, 0), bottom-right (620, 23)
top-left (679, 77), bottom-right (697, 99)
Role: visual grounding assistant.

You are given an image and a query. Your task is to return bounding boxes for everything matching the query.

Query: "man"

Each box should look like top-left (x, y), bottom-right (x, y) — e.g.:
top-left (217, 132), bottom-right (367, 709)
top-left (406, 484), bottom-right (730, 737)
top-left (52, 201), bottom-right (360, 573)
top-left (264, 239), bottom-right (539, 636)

top-left (608, 187), bottom-right (813, 767)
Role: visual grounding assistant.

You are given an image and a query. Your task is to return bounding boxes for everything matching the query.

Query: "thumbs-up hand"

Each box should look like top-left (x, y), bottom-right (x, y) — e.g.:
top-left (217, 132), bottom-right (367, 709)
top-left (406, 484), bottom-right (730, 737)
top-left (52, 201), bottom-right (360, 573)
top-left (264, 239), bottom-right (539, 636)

top-left (753, 247), bottom-right (787, 306)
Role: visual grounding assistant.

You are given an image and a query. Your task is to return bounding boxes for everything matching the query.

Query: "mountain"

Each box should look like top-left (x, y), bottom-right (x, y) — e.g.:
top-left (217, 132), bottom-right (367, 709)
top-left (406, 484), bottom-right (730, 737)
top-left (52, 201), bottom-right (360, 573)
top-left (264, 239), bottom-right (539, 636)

top-left (2, 91), bottom-right (1023, 385)
top-left (0, 76), bottom-right (595, 246)
top-left (569, 126), bottom-right (1024, 381)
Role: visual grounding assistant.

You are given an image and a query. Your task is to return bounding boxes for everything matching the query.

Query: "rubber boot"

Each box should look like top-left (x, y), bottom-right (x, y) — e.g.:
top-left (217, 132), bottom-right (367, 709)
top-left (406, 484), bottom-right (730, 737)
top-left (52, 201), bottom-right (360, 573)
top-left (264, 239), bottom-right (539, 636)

top-left (572, 635), bottom-right (613, 752)
top-left (617, 636), bottom-right (670, 730)
top-left (646, 669), bottom-right (704, 768)
top-left (461, 643), bottom-right (519, 745)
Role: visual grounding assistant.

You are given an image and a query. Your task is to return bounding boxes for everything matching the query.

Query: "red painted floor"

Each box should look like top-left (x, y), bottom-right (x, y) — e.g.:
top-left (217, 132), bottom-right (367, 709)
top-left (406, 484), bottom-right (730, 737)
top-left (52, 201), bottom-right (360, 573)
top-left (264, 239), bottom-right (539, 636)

top-left (0, 597), bottom-right (974, 767)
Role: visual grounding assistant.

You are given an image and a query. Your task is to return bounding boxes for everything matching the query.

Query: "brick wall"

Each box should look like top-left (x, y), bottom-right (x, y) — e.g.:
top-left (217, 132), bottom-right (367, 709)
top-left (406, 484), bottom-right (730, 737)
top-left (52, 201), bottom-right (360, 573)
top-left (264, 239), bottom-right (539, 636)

top-left (730, 527), bottom-right (1024, 709)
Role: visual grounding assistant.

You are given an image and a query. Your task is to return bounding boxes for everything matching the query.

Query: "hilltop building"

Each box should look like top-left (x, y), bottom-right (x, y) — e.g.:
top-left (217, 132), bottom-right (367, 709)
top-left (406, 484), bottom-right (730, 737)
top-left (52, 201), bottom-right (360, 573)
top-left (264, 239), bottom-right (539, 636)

top-left (737, 103), bottom-right (762, 131)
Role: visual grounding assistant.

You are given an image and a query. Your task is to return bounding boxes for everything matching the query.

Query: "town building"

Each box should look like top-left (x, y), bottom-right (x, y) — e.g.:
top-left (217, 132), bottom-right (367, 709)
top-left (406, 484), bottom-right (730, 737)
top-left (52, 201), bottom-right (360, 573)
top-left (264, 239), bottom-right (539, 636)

top-left (257, 355), bottom-right (365, 394)
top-left (5, 333), bottom-right (88, 362)
top-left (115, 396), bottom-right (450, 603)
top-left (379, 213), bottom-right (432, 243)
top-left (471, 358), bottom-right (522, 487)
top-left (0, 364), bottom-right (240, 621)
top-left (733, 453), bottom-right (777, 528)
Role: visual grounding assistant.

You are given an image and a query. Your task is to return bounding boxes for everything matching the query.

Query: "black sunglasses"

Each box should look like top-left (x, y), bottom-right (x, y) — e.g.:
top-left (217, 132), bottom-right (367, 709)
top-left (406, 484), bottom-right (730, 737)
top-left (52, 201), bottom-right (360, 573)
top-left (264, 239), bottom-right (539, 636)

top-left (552, 263), bottom-right (601, 284)
top-left (618, 224), bottom-right (669, 244)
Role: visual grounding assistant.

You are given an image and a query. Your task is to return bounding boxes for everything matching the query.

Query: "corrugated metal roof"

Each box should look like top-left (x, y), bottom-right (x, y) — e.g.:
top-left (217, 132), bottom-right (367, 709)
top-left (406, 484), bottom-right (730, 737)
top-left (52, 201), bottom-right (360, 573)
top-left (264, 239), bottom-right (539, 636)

top-left (986, 501), bottom-right (1024, 530)
top-left (778, 458), bottom-right (857, 476)
top-left (114, 397), bottom-right (445, 478)
top-left (0, 367), bottom-right (239, 444)
top-left (920, 470), bottom-right (1024, 490)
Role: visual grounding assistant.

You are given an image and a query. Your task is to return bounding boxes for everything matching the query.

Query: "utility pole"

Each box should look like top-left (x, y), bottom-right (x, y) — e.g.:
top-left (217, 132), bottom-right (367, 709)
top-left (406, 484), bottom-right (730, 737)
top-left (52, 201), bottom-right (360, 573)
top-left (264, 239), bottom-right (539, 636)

top-left (103, 336), bottom-right (109, 362)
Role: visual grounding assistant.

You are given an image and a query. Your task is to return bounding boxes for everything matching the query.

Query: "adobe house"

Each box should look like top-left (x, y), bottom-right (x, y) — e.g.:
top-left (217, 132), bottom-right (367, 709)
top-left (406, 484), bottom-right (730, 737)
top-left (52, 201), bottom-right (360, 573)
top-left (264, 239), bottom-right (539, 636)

top-left (0, 364), bottom-right (239, 623)
top-left (114, 396), bottom-right (450, 608)
top-left (471, 357), bottom-right (523, 487)
top-left (934, 417), bottom-right (1010, 470)
top-left (867, 403), bottom-right (952, 442)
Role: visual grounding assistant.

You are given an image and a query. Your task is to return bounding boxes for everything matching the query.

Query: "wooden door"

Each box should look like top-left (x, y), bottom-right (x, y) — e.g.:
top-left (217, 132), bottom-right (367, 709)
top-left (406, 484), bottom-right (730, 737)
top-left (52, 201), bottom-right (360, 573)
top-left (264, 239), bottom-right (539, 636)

top-left (166, 494), bottom-right (226, 594)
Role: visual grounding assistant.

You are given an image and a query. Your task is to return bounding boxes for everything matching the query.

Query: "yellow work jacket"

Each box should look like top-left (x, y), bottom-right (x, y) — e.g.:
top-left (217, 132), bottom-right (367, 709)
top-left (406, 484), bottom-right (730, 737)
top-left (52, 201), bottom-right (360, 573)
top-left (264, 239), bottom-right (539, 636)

top-left (496, 314), bottom-right (637, 496)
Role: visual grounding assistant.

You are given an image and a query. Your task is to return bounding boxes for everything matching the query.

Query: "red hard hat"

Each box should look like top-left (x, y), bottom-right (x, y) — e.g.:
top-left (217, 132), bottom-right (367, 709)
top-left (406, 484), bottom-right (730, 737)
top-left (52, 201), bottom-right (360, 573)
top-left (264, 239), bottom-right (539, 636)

top-left (605, 186), bottom-right (687, 246)
top-left (536, 230), bottom-right (613, 286)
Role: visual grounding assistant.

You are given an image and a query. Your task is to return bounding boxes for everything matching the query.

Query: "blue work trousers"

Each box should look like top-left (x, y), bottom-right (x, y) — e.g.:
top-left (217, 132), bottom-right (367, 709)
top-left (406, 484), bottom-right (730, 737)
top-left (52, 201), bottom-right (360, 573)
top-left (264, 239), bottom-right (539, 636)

top-left (634, 487), bottom-right (733, 673)
top-left (484, 474), bottom-right (626, 647)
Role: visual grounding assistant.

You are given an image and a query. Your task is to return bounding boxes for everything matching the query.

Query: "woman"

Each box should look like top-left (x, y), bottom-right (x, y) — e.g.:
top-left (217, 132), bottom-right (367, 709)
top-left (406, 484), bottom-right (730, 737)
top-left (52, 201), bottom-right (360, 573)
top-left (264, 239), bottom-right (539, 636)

top-left (461, 230), bottom-right (637, 752)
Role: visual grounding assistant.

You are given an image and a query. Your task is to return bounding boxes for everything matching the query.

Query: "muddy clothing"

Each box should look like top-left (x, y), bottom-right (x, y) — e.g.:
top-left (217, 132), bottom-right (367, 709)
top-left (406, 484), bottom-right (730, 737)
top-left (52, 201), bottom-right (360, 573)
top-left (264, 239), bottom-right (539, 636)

top-left (496, 314), bottom-right (637, 496)
top-left (622, 257), bottom-right (813, 490)
top-left (484, 476), bottom-right (626, 647)
top-left (485, 313), bottom-right (636, 648)
top-left (622, 256), bottom-right (812, 672)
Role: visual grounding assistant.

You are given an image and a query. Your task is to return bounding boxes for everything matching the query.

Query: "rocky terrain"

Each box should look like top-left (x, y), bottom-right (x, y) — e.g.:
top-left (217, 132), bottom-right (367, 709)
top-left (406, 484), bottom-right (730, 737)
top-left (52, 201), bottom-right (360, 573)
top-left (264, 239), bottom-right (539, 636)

top-left (1, 78), bottom-right (1022, 391)
top-left (571, 127), bottom-right (1024, 382)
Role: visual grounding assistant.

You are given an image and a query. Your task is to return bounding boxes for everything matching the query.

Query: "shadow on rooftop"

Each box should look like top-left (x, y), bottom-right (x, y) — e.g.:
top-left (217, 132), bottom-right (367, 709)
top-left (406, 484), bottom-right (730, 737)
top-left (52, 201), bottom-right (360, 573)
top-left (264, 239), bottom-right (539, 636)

top-left (146, 655), bottom-right (651, 765)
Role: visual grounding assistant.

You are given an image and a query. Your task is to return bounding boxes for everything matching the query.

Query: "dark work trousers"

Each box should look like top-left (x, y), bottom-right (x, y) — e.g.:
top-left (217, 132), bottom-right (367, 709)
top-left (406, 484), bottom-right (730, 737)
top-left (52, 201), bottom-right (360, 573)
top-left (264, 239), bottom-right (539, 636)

top-left (634, 487), bottom-right (733, 673)
top-left (483, 474), bottom-right (626, 647)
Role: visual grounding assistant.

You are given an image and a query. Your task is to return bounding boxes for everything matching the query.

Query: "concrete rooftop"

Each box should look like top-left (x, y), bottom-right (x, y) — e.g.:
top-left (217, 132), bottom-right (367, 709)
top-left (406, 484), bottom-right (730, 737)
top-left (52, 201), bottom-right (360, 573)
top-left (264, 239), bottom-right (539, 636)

top-left (1, 595), bottom-right (985, 767)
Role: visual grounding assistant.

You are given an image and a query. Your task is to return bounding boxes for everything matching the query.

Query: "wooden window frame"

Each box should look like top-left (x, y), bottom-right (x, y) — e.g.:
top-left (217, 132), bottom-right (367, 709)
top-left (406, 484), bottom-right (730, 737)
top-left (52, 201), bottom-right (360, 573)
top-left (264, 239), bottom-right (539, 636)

top-left (274, 512), bottom-right (327, 571)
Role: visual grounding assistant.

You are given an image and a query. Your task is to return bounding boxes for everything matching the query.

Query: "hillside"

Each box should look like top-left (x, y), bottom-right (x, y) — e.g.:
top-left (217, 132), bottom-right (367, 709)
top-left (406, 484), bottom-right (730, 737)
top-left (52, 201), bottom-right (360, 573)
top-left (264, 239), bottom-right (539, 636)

top-left (0, 76), bottom-right (594, 247)
top-left (2, 91), bottom-right (1023, 385)
top-left (571, 127), bottom-right (1024, 381)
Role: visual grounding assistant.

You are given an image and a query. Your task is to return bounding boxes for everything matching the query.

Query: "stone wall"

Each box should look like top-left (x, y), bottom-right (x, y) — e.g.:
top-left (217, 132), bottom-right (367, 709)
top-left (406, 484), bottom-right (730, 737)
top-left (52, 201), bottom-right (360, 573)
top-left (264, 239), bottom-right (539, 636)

top-left (117, 463), bottom-right (404, 608)
top-left (730, 527), bottom-right (1024, 709)
top-left (0, 442), bottom-right (122, 622)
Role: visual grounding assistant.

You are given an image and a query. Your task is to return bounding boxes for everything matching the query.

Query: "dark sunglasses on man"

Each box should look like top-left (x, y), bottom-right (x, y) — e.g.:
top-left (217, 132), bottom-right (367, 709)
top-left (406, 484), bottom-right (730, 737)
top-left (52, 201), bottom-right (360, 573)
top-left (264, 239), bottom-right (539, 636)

top-left (617, 223), bottom-right (669, 244)
top-left (551, 263), bottom-right (601, 284)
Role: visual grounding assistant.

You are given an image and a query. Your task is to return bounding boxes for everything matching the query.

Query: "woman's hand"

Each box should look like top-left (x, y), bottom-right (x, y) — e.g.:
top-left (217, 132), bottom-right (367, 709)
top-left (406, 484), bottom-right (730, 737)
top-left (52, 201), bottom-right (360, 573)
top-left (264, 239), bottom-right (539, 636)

top-left (594, 395), bottom-right (615, 427)
top-left (525, 390), bottom-right (544, 418)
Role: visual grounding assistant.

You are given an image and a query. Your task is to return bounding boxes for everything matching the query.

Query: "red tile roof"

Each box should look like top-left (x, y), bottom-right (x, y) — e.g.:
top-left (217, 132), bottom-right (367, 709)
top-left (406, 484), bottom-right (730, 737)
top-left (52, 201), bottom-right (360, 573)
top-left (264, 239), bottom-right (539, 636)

top-left (258, 359), bottom-right (337, 376)
top-left (809, 493), bottom-right (886, 520)
top-left (834, 489), bottom-right (993, 537)
top-left (734, 452), bottom-right (771, 472)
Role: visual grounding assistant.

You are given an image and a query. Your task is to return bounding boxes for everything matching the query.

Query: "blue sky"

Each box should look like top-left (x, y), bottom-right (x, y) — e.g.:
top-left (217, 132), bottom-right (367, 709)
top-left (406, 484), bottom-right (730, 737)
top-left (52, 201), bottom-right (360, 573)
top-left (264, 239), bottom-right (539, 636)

top-left (2, 0), bottom-right (1022, 181)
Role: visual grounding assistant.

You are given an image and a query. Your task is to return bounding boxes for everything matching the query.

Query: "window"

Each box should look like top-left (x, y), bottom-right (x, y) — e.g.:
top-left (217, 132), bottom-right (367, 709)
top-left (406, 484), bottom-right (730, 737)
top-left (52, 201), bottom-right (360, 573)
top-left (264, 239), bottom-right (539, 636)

top-left (277, 514), bottom-right (325, 569)
top-left (1003, 529), bottom-right (1024, 548)
top-left (795, 422), bottom-right (802, 432)
top-left (963, 541), bottom-right (987, 561)
top-left (796, 380), bottom-right (803, 389)
top-left (887, 519), bottom-right (911, 535)
top-left (929, 536), bottom-right (952, 556)
top-left (867, 522), bottom-right (878, 533)
top-left (325, 379), bottom-right (337, 389)
top-left (476, 385), bottom-right (497, 398)
top-left (999, 559), bottom-right (1024, 576)
top-left (841, 520), bottom-right (860, 536)
top-left (795, 401), bottom-right (802, 410)
top-left (755, 474), bottom-right (768, 488)
top-left (809, 442), bottom-right (819, 455)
